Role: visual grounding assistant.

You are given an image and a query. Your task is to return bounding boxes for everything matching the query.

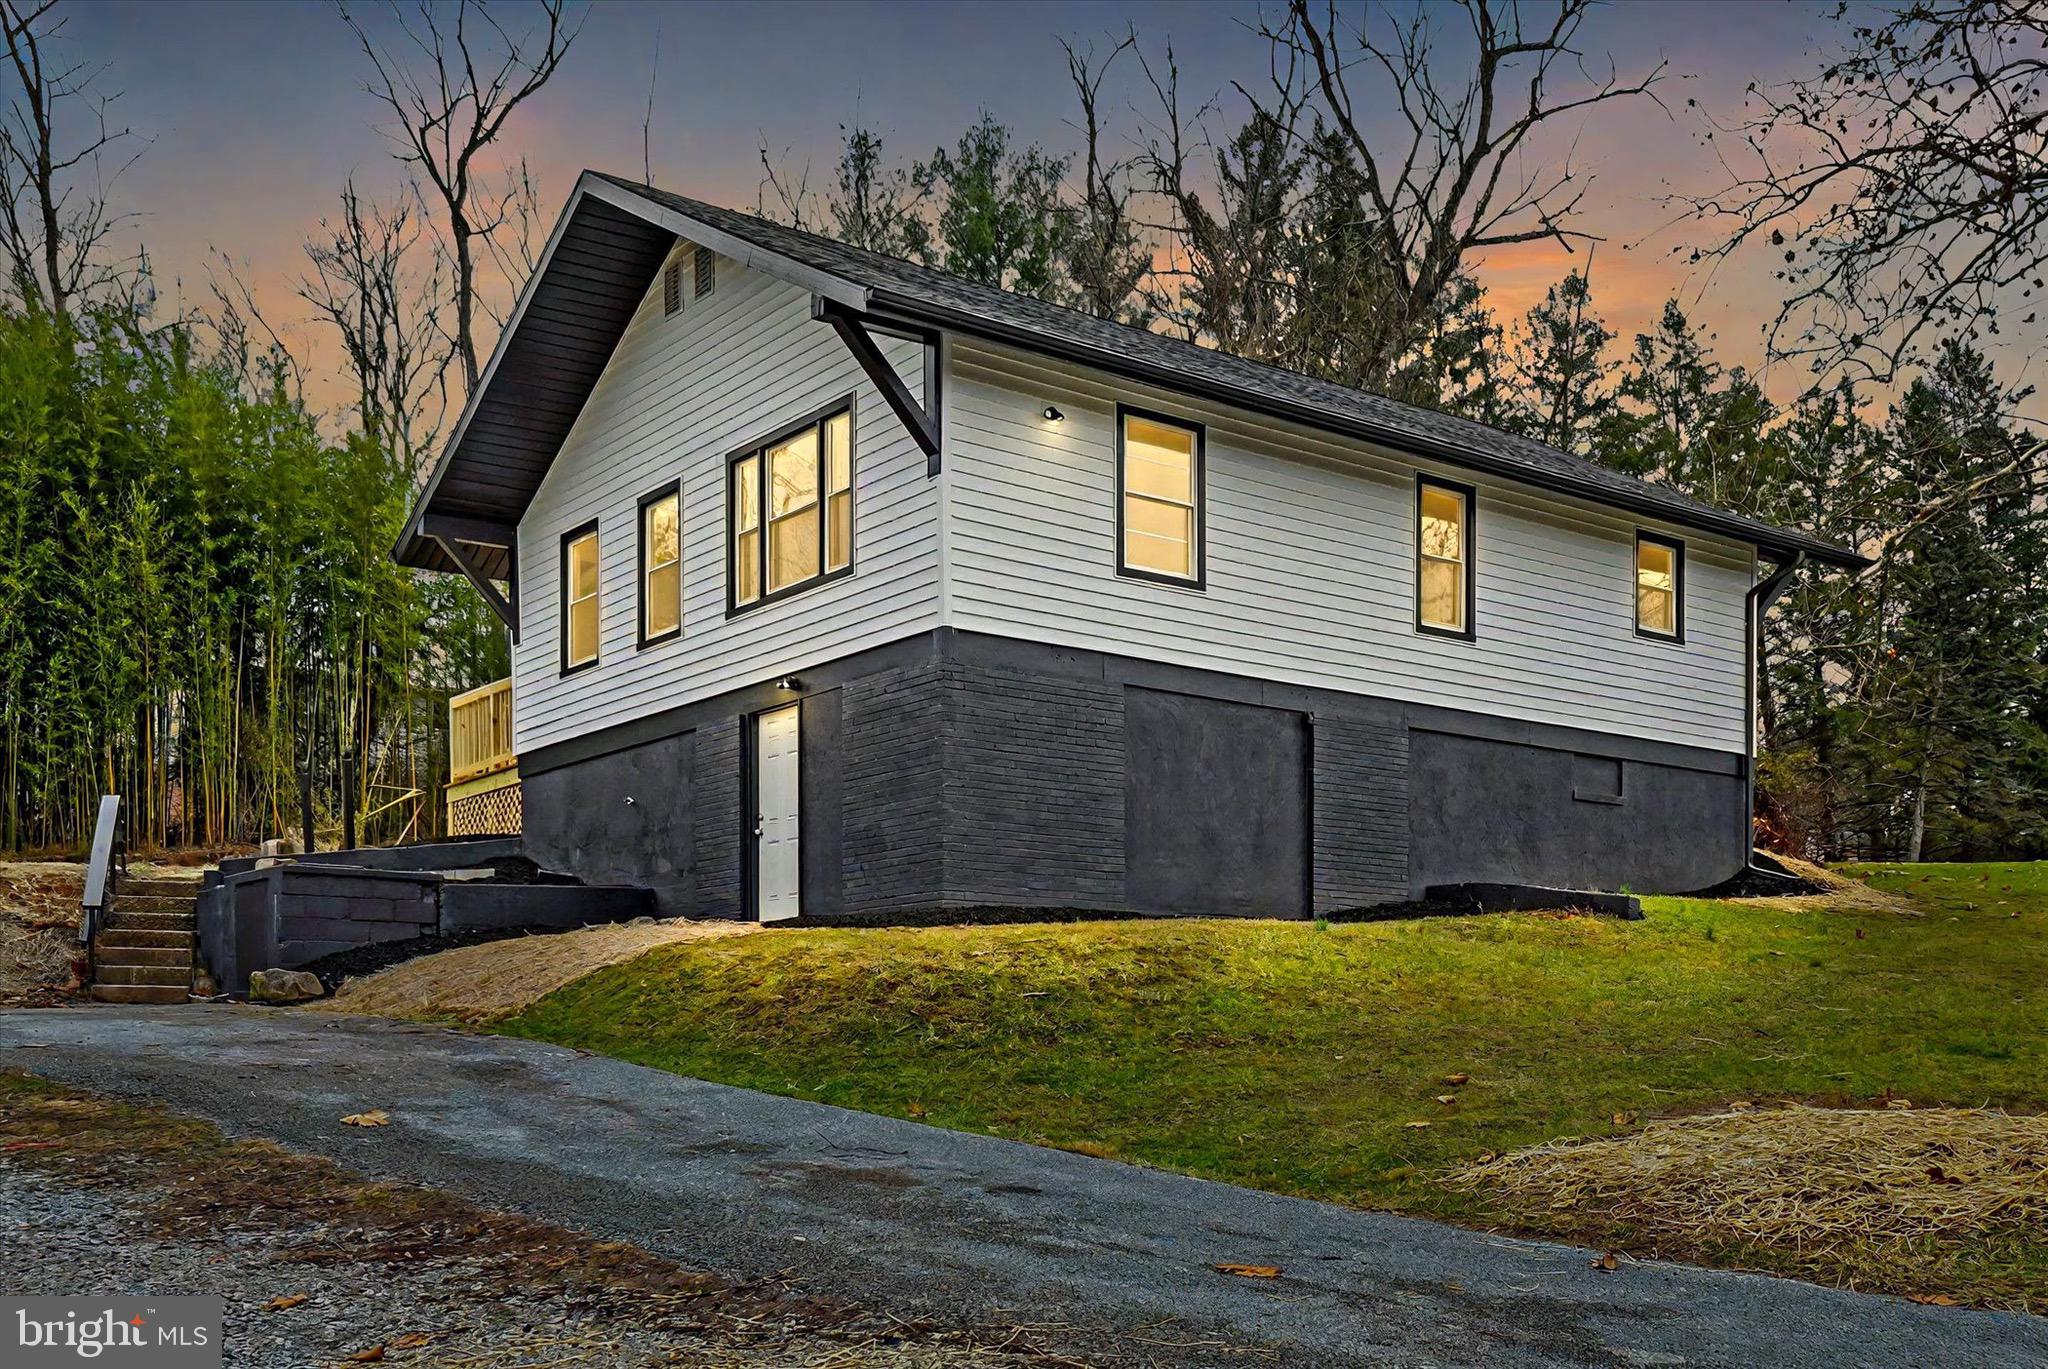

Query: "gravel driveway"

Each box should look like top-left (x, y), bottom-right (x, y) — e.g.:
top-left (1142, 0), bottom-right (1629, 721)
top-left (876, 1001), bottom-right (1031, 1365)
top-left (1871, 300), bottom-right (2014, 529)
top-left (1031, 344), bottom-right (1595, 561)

top-left (5, 1004), bottom-right (2044, 1369)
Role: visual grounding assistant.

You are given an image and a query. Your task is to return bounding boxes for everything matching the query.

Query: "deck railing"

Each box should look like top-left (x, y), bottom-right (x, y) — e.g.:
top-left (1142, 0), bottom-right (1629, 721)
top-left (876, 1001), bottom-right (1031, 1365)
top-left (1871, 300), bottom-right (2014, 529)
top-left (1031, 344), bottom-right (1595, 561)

top-left (449, 678), bottom-right (516, 784)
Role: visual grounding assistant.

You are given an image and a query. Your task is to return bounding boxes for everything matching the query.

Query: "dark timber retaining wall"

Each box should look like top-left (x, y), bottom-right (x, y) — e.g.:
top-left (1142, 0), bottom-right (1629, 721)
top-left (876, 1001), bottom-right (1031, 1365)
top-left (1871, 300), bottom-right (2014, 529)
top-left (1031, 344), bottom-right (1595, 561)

top-left (515, 628), bottom-right (1749, 922)
top-left (196, 861), bottom-right (653, 996)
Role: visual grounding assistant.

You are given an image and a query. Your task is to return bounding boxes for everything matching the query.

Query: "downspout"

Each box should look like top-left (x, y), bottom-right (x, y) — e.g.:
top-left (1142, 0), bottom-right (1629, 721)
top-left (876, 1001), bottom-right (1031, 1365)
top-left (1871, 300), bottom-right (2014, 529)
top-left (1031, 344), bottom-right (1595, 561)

top-left (1742, 550), bottom-right (1807, 870)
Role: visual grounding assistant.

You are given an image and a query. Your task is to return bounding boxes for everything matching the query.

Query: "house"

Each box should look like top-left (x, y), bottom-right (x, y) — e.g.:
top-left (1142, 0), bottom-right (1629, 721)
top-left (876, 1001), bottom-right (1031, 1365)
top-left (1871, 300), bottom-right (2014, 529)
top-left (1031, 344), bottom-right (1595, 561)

top-left (394, 171), bottom-right (1865, 922)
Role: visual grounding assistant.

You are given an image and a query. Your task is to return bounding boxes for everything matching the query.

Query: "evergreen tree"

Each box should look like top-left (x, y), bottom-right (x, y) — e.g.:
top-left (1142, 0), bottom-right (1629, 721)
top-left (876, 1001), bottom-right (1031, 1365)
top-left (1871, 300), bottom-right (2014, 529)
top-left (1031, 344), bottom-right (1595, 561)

top-left (1505, 270), bottom-right (1615, 454)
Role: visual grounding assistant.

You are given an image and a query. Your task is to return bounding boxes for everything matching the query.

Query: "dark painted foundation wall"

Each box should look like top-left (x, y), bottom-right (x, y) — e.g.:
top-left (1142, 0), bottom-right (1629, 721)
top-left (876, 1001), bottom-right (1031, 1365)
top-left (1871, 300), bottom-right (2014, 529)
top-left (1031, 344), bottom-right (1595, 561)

top-left (519, 629), bottom-right (1749, 921)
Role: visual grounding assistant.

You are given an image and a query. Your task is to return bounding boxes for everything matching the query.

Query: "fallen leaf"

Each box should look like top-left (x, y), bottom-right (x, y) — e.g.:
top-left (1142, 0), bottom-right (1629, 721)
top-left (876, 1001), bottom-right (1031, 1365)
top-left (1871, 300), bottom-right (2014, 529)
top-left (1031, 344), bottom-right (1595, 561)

top-left (1435, 1095), bottom-right (1458, 1106)
top-left (1213, 1263), bottom-right (1282, 1279)
top-left (3, 1140), bottom-right (61, 1153)
top-left (1611, 1111), bottom-right (1638, 1127)
top-left (1855, 928), bottom-right (1866, 940)
top-left (1887, 1098), bottom-right (1914, 1111)
top-left (263, 1295), bottom-right (307, 1312)
top-left (387, 1332), bottom-right (434, 1350)
top-left (1402, 1120), bottom-right (1432, 1129)
top-left (1444, 1073), bottom-right (1470, 1086)
top-left (1727, 1100), bottom-right (1754, 1113)
top-left (340, 1110), bottom-right (390, 1128)
top-left (1591, 1252), bottom-right (1619, 1272)
top-left (906, 1102), bottom-right (928, 1118)
top-left (1474, 1150), bottom-right (1499, 1164)
top-left (347, 1348), bottom-right (385, 1364)
top-left (1906, 1292), bottom-right (1958, 1307)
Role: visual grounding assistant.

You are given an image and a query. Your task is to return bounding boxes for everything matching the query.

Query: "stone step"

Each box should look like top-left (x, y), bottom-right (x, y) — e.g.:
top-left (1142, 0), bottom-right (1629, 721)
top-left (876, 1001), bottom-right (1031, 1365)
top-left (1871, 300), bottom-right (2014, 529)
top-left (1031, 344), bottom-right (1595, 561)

top-left (93, 963), bottom-right (192, 988)
top-left (118, 894), bottom-right (197, 915)
top-left (89, 983), bottom-right (190, 1006)
top-left (108, 911), bottom-right (196, 932)
top-left (96, 927), bottom-right (194, 951)
top-left (93, 945), bottom-right (192, 969)
top-left (121, 878), bottom-right (201, 898)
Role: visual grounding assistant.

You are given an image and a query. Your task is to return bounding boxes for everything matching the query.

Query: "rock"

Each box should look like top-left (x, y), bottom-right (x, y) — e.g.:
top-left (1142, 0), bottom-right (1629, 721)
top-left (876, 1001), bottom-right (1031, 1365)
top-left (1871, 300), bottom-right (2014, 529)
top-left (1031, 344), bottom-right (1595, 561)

top-left (248, 969), bottom-right (325, 1003)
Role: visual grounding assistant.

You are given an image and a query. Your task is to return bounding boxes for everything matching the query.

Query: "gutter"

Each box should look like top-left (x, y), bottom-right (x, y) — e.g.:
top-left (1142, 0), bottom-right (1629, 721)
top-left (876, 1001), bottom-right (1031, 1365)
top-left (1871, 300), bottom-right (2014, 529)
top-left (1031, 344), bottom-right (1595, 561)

top-left (1741, 551), bottom-right (1807, 870)
top-left (868, 292), bottom-right (1869, 570)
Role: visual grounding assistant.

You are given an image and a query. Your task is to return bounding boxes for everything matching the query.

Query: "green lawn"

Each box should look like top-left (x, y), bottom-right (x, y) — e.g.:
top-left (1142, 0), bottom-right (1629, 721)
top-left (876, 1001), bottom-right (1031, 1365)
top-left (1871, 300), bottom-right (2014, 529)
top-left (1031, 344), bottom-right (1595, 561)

top-left (500, 863), bottom-right (2048, 1304)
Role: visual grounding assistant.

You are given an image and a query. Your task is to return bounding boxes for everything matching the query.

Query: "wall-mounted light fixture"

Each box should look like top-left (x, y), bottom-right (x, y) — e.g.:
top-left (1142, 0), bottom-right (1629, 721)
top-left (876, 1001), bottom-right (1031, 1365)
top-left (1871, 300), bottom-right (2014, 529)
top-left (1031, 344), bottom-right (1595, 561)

top-left (1041, 405), bottom-right (1064, 423)
top-left (773, 676), bottom-right (802, 691)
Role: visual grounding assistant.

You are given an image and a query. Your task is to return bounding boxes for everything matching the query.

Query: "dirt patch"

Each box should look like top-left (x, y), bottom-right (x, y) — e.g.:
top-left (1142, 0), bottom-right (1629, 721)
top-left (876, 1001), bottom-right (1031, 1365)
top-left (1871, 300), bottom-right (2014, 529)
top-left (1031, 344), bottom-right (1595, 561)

top-left (318, 919), bottom-right (756, 1023)
top-left (1447, 1104), bottom-right (2048, 1309)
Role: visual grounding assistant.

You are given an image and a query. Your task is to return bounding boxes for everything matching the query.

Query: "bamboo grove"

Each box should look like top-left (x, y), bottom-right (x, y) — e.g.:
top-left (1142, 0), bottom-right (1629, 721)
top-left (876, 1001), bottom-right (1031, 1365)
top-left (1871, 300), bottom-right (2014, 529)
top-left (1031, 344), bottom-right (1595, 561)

top-left (0, 296), bottom-right (506, 852)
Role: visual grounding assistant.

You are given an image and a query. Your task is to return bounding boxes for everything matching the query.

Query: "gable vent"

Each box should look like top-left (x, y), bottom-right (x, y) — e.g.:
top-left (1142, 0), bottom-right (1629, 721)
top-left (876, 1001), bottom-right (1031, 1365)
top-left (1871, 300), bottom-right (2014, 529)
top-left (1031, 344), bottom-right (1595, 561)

top-left (662, 259), bottom-right (684, 316)
top-left (694, 249), bottom-right (715, 299)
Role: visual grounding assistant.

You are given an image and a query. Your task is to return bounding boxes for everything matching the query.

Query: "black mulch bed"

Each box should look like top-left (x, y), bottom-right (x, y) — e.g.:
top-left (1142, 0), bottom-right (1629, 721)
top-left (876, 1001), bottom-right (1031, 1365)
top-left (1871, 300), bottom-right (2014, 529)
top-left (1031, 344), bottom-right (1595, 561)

top-left (300, 924), bottom-right (568, 992)
top-left (1322, 896), bottom-right (1485, 923)
top-left (1688, 852), bottom-right (1835, 900)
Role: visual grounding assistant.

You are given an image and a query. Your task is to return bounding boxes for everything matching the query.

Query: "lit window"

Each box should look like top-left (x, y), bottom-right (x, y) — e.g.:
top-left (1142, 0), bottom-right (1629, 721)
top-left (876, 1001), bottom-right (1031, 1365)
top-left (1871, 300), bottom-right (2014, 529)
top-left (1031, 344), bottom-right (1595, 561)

top-left (1119, 410), bottom-right (1202, 584)
top-left (731, 405), bottom-right (853, 610)
top-left (562, 525), bottom-right (599, 672)
top-left (1417, 479), bottom-right (1471, 636)
top-left (825, 410), bottom-right (852, 572)
top-left (640, 487), bottom-right (681, 645)
top-left (1636, 534), bottom-right (1683, 640)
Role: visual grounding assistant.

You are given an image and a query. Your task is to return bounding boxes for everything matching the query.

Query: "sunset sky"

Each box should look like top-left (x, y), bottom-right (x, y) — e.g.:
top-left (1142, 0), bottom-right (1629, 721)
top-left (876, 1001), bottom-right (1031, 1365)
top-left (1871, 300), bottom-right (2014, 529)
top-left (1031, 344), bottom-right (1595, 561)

top-left (56, 0), bottom-right (2010, 424)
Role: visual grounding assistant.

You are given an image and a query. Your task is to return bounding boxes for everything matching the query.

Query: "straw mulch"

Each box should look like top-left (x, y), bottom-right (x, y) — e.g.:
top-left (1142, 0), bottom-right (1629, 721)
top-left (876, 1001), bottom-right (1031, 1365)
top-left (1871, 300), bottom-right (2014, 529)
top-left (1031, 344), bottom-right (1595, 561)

top-left (319, 919), bottom-right (755, 1024)
top-left (1448, 1105), bottom-right (2048, 1305)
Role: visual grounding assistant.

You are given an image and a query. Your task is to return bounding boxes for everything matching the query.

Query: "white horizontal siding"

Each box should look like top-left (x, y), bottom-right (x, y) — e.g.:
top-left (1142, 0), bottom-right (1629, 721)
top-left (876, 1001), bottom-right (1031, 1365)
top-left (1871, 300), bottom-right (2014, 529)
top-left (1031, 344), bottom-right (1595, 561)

top-left (512, 255), bottom-right (939, 753)
top-left (943, 340), bottom-right (1753, 754)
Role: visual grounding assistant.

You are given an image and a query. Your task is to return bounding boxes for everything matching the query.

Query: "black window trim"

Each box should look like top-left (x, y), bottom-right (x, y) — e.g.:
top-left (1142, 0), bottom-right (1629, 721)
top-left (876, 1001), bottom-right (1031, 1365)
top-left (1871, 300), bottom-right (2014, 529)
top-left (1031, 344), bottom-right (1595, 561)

top-left (1114, 402), bottom-right (1207, 591)
top-left (725, 394), bottom-right (858, 618)
top-left (1634, 530), bottom-right (1686, 644)
top-left (1414, 474), bottom-right (1477, 641)
top-left (558, 518), bottom-right (601, 677)
top-left (636, 481), bottom-right (683, 650)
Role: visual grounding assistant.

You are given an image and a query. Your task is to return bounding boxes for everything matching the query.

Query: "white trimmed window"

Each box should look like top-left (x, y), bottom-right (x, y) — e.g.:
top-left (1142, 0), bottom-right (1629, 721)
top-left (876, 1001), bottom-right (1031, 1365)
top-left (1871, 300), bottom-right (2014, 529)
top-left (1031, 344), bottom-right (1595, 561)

top-left (1636, 534), bottom-right (1683, 640)
top-left (561, 525), bottom-right (600, 672)
top-left (730, 405), bottom-right (853, 611)
top-left (1416, 479), bottom-right (1472, 637)
top-left (1118, 409), bottom-right (1203, 585)
top-left (640, 487), bottom-right (681, 645)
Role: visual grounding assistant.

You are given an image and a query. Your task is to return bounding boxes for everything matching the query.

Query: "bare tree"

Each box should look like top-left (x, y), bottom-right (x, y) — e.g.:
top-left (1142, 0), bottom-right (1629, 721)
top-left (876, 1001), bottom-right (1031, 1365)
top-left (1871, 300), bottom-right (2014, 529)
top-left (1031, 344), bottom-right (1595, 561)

top-left (338, 0), bottom-right (581, 392)
top-left (1691, 0), bottom-right (2048, 390)
top-left (1060, 30), bottom-right (1151, 322)
top-left (299, 179), bottom-right (452, 471)
top-left (1261, 0), bottom-right (1663, 391)
top-left (1136, 39), bottom-right (1306, 356)
top-left (760, 122), bottom-right (931, 261)
top-left (0, 0), bottom-right (140, 320)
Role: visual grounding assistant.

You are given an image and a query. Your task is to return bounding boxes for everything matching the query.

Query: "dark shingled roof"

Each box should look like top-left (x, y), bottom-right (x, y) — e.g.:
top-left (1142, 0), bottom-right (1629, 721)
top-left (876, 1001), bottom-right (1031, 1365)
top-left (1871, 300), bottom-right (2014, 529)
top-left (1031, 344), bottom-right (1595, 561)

top-left (397, 172), bottom-right (1866, 573)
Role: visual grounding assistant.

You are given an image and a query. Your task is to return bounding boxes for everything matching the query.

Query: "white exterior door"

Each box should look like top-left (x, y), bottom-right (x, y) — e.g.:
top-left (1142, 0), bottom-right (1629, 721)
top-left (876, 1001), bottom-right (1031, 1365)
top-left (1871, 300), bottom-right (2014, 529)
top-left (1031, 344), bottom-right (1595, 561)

top-left (754, 705), bottom-right (802, 922)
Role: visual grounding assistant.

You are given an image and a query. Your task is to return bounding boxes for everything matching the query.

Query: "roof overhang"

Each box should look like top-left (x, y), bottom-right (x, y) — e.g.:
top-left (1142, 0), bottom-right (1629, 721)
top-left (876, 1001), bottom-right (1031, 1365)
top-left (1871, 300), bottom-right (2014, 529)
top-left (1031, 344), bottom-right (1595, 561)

top-left (393, 173), bottom-right (872, 577)
top-left (396, 172), bottom-right (1867, 579)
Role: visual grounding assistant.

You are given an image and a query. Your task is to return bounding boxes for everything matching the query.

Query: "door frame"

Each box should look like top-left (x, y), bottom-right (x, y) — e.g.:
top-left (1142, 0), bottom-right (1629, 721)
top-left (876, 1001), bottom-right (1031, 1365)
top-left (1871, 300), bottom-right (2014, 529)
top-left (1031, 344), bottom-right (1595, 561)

top-left (745, 701), bottom-right (803, 922)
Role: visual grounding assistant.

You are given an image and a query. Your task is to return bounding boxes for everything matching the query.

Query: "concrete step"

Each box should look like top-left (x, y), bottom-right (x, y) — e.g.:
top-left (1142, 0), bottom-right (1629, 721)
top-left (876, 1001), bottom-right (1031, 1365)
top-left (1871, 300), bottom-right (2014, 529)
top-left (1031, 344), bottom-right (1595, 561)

top-left (92, 963), bottom-right (192, 988)
top-left (89, 983), bottom-right (190, 1005)
top-left (96, 927), bottom-right (194, 951)
top-left (93, 946), bottom-right (192, 969)
top-left (109, 911), bottom-right (196, 932)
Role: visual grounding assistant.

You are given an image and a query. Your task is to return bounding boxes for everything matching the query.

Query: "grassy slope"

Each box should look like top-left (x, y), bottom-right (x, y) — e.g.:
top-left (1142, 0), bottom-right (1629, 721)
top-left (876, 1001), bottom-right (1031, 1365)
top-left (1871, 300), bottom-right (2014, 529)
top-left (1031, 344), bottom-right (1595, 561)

top-left (505, 865), bottom-right (2045, 1221)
